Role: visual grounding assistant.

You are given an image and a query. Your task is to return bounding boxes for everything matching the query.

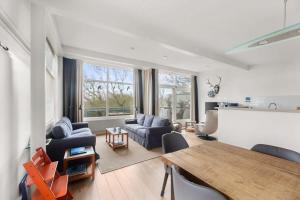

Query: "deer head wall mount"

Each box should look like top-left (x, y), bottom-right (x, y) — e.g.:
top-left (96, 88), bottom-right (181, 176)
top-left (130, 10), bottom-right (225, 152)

top-left (207, 76), bottom-right (222, 98)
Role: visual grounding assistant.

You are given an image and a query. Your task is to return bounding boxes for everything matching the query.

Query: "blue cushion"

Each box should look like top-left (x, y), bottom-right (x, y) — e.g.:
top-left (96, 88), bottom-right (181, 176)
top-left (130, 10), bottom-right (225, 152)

top-left (125, 124), bottom-right (144, 133)
top-left (52, 123), bottom-right (71, 139)
top-left (61, 117), bottom-right (73, 131)
top-left (137, 114), bottom-right (145, 125)
top-left (151, 116), bottom-right (170, 127)
top-left (143, 115), bottom-right (154, 127)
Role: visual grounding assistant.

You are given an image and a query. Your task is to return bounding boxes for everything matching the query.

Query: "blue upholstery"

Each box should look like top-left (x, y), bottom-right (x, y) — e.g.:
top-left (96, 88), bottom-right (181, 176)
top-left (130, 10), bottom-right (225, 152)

top-left (51, 122), bottom-right (71, 139)
top-left (124, 114), bottom-right (172, 149)
top-left (152, 116), bottom-right (170, 127)
top-left (61, 117), bottom-right (73, 131)
top-left (137, 113), bottom-right (145, 125)
top-left (125, 124), bottom-right (144, 133)
top-left (143, 115), bottom-right (154, 127)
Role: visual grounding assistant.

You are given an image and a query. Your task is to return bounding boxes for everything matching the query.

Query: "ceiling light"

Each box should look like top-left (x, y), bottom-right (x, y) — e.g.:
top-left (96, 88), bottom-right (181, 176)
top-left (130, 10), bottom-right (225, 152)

top-left (258, 40), bottom-right (269, 45)
top-left (163, 56), bottom-right (168, 60)
top-left (227, 0), bottom-right (300, 54)
top-left (130, 47), bottom-right (135, 50)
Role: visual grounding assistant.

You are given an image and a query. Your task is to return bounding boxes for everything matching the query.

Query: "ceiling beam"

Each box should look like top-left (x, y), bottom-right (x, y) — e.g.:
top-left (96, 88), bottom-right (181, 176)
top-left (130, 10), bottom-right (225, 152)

top-left (62, 45), bottom-right (200, 75)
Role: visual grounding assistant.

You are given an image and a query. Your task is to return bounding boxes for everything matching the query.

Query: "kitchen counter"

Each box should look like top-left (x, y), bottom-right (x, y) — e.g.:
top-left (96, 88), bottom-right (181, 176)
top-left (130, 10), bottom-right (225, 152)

top-left (218, 107), bottom-right (300, 113)
top-left (217, 107), bottom-right (300, 152)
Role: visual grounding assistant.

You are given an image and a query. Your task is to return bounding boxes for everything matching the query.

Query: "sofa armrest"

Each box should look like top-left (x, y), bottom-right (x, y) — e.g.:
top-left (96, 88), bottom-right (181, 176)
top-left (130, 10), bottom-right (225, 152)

top-left (72, 122), bottom-right (89, 130)
top-left (125, 119), bottom-right (138, 124)
top-left (46, 134), bottom-right (96, 171)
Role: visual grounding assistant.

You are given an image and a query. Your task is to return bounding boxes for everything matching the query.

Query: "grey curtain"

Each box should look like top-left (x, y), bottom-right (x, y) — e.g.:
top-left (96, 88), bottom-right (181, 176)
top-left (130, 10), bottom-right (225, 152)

top-left (134, 69), bottom-right (144, 115)
top-left (63, 57), bottom-right (82, 122)
top-left (143, 68), bottom-right (158, 115)
top-left (191, 76), bottom-right (199, 123)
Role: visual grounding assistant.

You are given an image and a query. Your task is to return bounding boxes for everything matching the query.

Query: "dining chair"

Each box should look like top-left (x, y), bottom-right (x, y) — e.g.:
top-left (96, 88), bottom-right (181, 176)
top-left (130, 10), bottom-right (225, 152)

top-left (160, 132), bottom-right (189, 197)
top-left (251, 144), bottom-right (300, 163)
top-left (172, 165), bottom-right (226, 200)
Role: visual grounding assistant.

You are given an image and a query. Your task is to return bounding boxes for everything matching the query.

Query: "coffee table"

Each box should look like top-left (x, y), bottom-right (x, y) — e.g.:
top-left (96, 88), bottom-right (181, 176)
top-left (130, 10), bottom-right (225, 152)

top-left (63, 146), bottom-right (95, 182)
top-left (105, 128), bottom-right (129, 150)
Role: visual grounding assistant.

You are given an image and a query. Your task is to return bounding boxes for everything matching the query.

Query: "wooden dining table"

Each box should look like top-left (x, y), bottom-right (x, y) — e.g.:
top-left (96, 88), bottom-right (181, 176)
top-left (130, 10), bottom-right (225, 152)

top-left (161, 141), bottom-right (300, 200)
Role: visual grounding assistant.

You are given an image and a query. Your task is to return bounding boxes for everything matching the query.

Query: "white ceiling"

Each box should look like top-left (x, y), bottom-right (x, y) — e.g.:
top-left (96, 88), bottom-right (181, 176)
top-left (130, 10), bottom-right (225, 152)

top-left (39, 0), bottom-right (300, 73)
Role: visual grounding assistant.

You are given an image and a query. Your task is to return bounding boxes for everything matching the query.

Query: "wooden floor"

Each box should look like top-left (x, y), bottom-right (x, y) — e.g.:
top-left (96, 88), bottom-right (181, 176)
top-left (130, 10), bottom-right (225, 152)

top-left (69, 131), bottom-right (202, 200)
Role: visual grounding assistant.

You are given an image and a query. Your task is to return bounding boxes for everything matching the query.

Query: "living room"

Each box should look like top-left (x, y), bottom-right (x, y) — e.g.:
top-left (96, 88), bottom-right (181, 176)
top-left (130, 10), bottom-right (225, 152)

top-left (1, 0), bottom-right (300, 199)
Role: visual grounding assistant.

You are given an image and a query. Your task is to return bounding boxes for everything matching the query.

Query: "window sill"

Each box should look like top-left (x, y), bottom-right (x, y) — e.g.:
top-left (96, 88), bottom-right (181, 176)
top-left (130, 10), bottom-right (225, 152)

top-left (84, 115), bottom-right (134, 122)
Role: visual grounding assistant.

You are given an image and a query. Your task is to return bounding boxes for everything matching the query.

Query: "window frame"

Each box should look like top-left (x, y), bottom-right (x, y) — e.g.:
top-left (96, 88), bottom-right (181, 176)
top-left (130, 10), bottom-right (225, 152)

top-left (83, 63), bottom-right (135, 121)
top-left (158, 71), bottom-right (192, 122)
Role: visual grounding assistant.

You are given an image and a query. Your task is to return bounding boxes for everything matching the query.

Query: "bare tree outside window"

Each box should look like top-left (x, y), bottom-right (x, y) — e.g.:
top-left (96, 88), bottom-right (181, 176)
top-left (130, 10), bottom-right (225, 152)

top-left (83, 64), bottom-right (134, 118)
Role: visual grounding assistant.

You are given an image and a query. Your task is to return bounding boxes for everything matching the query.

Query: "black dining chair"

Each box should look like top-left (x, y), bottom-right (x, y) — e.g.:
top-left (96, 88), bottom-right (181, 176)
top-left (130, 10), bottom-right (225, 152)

top-left (251, 144), bottom-right (300, 163)
top-left (172, 165), bottom-right (227, 200)
top-left (161, 132), bottom-right (189, 197)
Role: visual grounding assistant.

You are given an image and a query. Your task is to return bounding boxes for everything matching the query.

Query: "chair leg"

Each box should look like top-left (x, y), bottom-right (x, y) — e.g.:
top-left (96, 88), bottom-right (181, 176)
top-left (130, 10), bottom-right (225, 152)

top-left (67, 190), bottom-right (73, 200)
top-left (160, 172), bottom-right (169, 197)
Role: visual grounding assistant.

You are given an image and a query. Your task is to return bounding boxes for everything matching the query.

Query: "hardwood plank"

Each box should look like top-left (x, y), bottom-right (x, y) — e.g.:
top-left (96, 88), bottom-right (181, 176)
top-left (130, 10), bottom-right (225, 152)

top-left (68, 131), bottom-right (199, 200)
top-left (162, 141), bottom-right (300, 200)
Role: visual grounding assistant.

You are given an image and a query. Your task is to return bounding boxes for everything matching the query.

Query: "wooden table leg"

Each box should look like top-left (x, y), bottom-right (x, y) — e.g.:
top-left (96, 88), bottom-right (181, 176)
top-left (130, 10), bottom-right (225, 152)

top-left (63, 159), bottom-right (68, 175)
top-left (109, 132), bottom-right (111, 144)
top-left (126, 133), bottom-right (129, 148)
top-left (105, 130), bottom-right (107, 142)
top-left (112, 135), bottom-right (115, 150)
top-left (91, 154), bottom-right (95, 180)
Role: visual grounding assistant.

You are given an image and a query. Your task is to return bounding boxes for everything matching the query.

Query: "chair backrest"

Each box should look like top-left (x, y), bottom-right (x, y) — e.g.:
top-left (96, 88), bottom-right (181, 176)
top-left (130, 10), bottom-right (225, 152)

top-left (172, 166), bottom-right (226, 200)
top-left (162, 132), bottom-right (189, 154)
top-left (31, 147), bottom-right (52, 168)
top-left (251, 144), bottom-right (300, 164)
top-left (201, 110), bottom-right (218, 135)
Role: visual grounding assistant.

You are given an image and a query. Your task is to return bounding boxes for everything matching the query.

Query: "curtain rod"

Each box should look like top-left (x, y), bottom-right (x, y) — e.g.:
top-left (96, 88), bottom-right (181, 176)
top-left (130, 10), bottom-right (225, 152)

top-left (0, 41), bottom-right (9, 51)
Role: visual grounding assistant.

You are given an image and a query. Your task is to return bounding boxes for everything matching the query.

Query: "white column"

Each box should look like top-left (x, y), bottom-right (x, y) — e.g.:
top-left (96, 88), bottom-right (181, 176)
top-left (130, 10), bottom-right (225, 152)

top-left (30, 3), bottom-right (46, 154)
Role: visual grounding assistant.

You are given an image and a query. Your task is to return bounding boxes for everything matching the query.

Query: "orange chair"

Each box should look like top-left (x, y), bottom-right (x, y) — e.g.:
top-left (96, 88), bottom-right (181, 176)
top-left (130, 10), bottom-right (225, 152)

top-left (23, 147), bottom-right (73, 200)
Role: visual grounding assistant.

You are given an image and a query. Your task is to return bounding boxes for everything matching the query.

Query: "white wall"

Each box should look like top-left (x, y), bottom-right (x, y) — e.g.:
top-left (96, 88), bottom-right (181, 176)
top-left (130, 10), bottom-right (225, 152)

top-left (198, 63), bottom-right (300, 121)
top-left (86, 118), bottom-right (127, 133)
top-left (0, 0), bottom-right (31, 199)
top-left (0, 1), bottom-right (63, 198)
top-left (218, 109), bottom-right (300, 152)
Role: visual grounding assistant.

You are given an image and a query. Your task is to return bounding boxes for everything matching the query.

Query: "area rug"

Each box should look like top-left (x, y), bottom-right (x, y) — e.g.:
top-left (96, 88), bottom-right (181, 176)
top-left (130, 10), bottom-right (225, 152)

top-left (96, 135), bottom-right (162, 173)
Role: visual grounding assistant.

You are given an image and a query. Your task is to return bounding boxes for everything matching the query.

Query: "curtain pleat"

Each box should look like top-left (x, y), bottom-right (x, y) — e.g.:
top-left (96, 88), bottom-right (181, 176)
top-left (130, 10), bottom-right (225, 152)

top-left (63, 57), bottom-right (76, 122)
top-left (143, 68), bottom-right (159, 116)
top-left (191, 75), bottom-right (199, 123)
top-left (76, 60), bottom-right (83, 122)
top-left (134, 69), bottom-right (144, 116)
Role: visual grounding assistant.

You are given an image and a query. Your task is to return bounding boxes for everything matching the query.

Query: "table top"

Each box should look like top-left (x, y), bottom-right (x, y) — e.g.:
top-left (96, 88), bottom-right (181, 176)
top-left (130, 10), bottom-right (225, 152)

top-left (161, 141), bottom-right (300, 200)
top-left (106, 127), bottom-right (128, 135)
top-left (64, 146), bottom-right (95, 161)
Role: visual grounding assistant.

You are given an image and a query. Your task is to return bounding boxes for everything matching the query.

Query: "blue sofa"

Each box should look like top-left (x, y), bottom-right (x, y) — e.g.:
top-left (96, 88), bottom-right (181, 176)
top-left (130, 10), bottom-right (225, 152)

top-left (46, 117), bottom-right (97, 171)
top-left (124, 114), bottom-right (172, 149)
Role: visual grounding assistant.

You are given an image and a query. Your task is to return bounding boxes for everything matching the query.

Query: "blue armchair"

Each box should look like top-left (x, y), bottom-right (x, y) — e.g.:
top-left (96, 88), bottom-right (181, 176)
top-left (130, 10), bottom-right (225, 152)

top-left (46, 117), bottom-right (97, 171)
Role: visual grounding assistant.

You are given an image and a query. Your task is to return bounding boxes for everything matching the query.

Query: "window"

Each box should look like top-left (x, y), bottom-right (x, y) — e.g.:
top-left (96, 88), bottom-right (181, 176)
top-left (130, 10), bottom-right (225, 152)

top-left (83, 63), bottom-right (134, 118)
top-left (159, 71), bottom-right (191, 121)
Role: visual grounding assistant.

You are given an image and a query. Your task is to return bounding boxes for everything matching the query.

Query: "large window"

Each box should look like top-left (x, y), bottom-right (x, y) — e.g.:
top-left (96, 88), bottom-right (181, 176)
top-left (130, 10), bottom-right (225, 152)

top-left (159, 72), bottom-right (191, 121)
top-left (83, 63), bottom-right (134, 118)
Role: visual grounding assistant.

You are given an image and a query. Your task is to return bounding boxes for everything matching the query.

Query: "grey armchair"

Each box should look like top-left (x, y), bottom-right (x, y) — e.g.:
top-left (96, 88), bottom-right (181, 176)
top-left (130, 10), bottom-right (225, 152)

top-left (195, 110), bottom-right (218, 140)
